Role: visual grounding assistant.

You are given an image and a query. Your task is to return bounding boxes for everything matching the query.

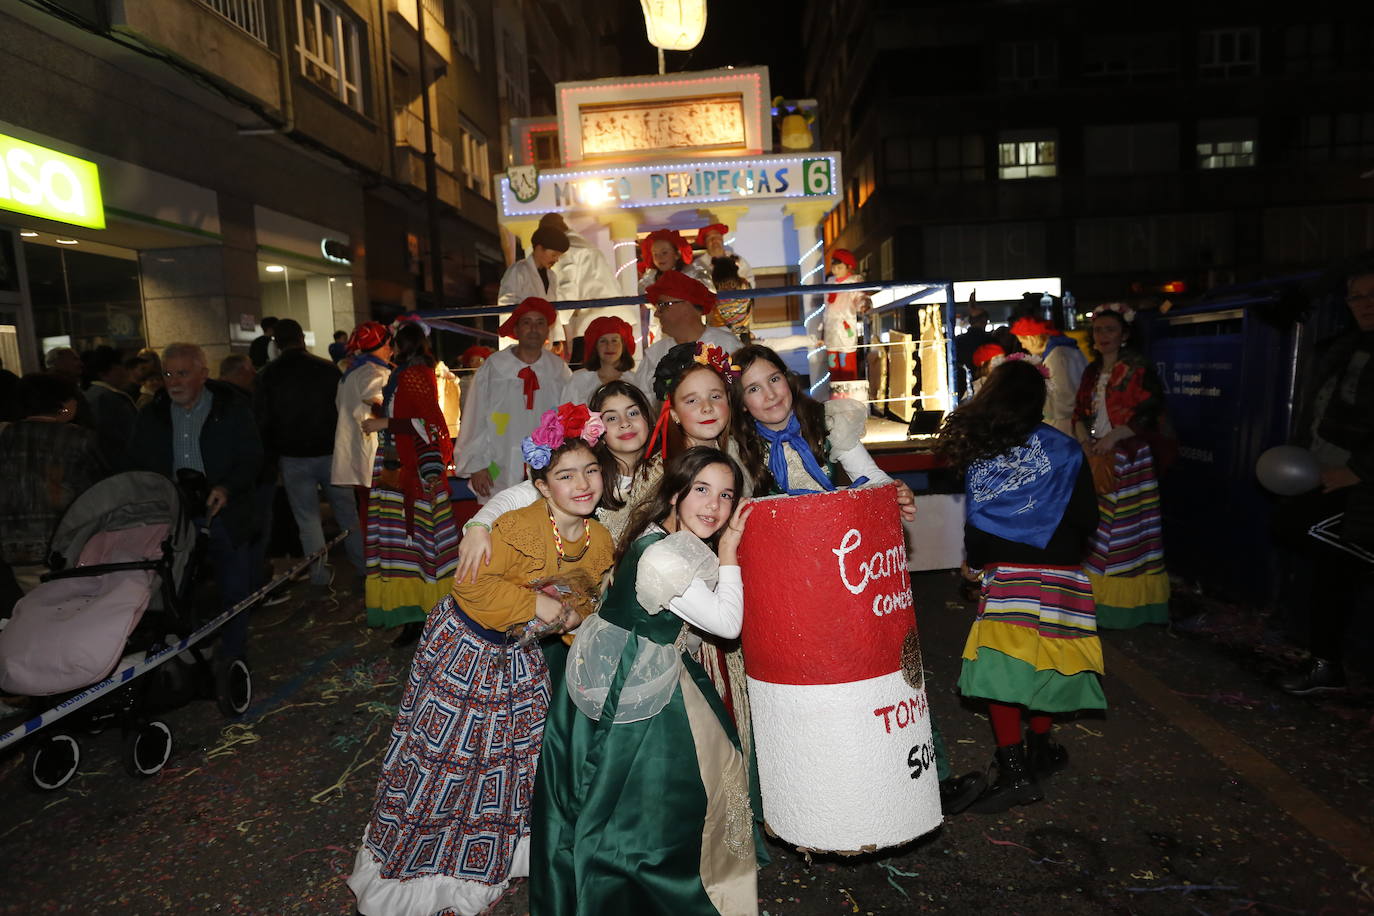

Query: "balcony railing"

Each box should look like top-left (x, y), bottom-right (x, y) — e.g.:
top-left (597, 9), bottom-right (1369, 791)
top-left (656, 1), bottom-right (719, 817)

top-left (196, 0), bottom-right (270, 46)
top-left (395, 109), bottom-right (455, 172)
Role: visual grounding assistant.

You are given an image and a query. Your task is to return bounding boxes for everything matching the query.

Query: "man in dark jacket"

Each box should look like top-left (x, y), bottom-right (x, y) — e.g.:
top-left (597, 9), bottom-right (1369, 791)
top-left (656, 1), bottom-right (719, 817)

top-left (1278, 258), bottom-right (1374, 694)
top-left (249, 316), bottom-right (277, 368)
top-left (84, 345), bottom-right (137, 466)
top-left (126, 342), bottom-right (263, 660)
top-left (256, 319), bottom-right (362, 586)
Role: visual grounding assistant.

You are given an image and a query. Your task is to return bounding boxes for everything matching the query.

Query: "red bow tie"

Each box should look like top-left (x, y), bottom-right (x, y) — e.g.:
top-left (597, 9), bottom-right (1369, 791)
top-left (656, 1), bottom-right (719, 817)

top-left (517, 366), bottom-right (539, 410)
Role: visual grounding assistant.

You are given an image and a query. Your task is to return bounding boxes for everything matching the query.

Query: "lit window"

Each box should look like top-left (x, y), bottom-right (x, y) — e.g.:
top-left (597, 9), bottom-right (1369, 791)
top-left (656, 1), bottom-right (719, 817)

top-left (1199, 27), bottom-right (1259, 79)
top-left (296, 0), bottom-right (364, 112)
top-left (998, 134), bottom-right (1057, 179)
top-left (1197, 118), bottom-right (1257, 169)
top-left (460, 122), bottom-right (491, 198)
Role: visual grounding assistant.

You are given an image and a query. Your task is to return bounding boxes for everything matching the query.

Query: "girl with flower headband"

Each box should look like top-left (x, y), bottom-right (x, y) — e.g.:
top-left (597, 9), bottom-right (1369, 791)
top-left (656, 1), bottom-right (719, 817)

top-left (456, 380), bottom-right (661, 579)
top-left (936, 358), bottom-right (1105, 814)
top-left (350, 403), bottom-right (615, 916)
top-left (531, 447), bottom-right (762, 915)
top-left (647, 340), bottom-right (745, 470)
top-left (1070, 304), bottom-right (1171, 629)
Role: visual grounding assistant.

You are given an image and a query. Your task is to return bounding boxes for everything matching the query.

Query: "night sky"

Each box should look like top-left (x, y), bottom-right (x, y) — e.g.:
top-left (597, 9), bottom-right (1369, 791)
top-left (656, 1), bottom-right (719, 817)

top-left (612, 0), bottom-right (804, 94)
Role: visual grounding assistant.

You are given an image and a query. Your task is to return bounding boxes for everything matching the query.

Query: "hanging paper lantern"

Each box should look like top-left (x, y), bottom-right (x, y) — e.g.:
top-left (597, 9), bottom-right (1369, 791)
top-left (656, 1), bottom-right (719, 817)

top-left (639, 0), bottom-right (707, 51)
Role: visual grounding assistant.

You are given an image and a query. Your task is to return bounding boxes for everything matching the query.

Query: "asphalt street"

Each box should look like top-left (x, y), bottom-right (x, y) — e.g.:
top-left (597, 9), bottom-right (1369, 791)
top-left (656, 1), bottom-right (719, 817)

top-left (2, 561), bottom-right (1371, 915)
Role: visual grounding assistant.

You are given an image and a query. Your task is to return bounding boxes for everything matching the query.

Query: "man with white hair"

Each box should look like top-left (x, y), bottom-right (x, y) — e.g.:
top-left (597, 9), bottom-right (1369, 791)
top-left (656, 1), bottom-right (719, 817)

top-left (126, 342), bottom-right (263, 662)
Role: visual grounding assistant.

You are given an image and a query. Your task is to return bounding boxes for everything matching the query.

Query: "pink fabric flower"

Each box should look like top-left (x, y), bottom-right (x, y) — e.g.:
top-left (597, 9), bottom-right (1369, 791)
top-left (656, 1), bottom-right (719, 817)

top-left (530, 409), bottom-right (565, 448)
top-left (580, 411), bottom-right (606, 446)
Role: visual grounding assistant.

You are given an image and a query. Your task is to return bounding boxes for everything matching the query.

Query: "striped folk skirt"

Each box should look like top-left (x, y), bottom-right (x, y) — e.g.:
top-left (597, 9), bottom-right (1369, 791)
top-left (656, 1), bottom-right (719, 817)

top-left (349, 596), bottom-right (549, 916)
top-left (364, 482), bottom-right (460, 628)
top-left (1085, 443), bottom-right (1169, 629)
top-left (959, 565), bottom-right (1107, 714)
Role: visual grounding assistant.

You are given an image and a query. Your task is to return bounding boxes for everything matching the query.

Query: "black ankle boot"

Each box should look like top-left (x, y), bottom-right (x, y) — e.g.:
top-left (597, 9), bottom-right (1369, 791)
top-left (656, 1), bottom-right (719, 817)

top-left (969, 743), bottom-right (1043, 814)
top-left (1025, 731), bottom-right (1069, 778)
top-left (939, 771), bottom-right (988, 816)
top-left (390, 621), bottom-right (423, 649)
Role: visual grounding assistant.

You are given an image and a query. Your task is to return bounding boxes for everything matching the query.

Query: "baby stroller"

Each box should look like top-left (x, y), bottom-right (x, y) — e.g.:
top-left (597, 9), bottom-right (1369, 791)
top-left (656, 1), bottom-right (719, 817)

top-left (0, 471), bottom-right (253, 790)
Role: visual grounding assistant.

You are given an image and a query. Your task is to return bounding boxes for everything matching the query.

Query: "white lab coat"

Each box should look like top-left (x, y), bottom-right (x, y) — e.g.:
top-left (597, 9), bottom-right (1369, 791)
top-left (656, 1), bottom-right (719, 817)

top-left (498, 257), bottom-right (566, 342)
top-left (452, 347), bottom-right (570, 501)
top-left (330, 358), bottom-right (391, 487)
top-left (559, 231), bottom-right (643, 345)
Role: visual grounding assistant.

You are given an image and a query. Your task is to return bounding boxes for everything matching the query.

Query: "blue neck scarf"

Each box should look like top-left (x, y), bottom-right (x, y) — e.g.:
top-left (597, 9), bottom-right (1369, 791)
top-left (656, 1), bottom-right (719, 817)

top-left (756, 415), bottom-right (835, 495)
top-left (1040, 334), bottom-right (1078, 364)
top-left (965, 424), bottom-right (1082, 549)
top-left (343, 352), bottom-right (390, 381)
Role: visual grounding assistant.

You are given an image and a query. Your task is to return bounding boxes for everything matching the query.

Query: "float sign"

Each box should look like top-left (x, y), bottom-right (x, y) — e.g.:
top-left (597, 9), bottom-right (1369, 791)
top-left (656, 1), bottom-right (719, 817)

top-left (0, 133), bottom-right (104, 230)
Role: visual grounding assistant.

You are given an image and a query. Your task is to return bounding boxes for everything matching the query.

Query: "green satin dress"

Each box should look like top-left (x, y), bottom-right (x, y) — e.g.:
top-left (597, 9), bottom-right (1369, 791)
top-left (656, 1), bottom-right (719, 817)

top-left (531, 532), bottom-right (760, 915)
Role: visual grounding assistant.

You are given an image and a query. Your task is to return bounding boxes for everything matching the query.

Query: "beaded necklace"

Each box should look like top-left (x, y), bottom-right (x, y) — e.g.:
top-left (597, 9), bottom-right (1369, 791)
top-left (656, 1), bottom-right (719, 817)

top-left (548, 510), bottom-right (591, 562)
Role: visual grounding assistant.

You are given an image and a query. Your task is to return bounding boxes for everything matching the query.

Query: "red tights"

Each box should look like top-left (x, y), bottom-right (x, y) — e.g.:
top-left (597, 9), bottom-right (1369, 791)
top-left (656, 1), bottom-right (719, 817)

top-left (988, 702), bottom-right (1053, 747)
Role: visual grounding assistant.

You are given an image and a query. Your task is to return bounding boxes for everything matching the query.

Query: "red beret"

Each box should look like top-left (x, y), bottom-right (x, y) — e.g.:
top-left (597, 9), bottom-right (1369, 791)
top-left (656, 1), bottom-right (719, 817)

top-left (346, 321), bottom-right (390, 353)
top-left (971, 343), bottom-right (1005, 368)
top-left (1010, 316), bottom-right (1056, 337)
top-left (499, 297), bottom-right (558, 339)
top-left (645, 270), bottom-right (717, 315)
top-left (640, 230), bottom-right (693, 268)
top-left (582, 315), bottom-right (636, 357)
top-left (830, 248), bottom-right (857, 269)
top-left (696, 223), bottom-right (729, 246)
top-left (460, 345), bottom-right (493, 366)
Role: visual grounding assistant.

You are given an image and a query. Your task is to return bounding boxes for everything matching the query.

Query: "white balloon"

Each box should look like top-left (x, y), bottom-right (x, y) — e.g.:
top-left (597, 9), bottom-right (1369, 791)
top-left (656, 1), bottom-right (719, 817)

top-left (1255, 445), bottom-right (1321, 496)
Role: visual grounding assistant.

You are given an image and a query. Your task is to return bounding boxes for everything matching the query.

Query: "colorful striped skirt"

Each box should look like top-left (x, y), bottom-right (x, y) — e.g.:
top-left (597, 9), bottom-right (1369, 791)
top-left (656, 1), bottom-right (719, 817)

top-left (350, 595), bottom-right (548, 916)
top-left (959, 565), bottom-right (1107, 714)
top-left (1085, 443), bottom-right (1169, 629)
top-left (364, 483), bottom-right (460, 628)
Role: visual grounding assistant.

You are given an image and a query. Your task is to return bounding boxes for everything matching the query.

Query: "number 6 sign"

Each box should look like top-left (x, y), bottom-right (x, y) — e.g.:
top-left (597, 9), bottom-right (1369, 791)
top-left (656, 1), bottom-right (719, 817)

top-left (802, 158), bottom-right (833, 196)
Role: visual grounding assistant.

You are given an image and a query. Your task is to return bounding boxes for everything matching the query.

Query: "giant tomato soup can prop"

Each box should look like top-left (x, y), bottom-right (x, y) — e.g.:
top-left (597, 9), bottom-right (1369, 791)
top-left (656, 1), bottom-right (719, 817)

top-left (738, 485), bottom-right (941, 852)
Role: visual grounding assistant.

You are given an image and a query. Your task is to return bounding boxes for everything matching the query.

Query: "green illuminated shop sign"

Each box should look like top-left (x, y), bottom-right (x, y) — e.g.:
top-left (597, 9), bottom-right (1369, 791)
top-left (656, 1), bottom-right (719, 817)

top-left (0, 132), bottom-right (105, 230)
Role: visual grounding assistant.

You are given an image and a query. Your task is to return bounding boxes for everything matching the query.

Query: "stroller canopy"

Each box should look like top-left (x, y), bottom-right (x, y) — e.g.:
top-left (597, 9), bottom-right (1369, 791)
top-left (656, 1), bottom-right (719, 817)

top-left (48, 471), bottom-right (197, 583)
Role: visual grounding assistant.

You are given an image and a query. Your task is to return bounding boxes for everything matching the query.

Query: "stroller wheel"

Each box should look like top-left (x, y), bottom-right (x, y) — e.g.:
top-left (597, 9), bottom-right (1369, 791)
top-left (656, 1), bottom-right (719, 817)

top-left (30, 733), bottom-right (81, 792)
top-left (123, 720), bottom-right (173, 777)
top-left (215, 657), bottom-right (252, 718)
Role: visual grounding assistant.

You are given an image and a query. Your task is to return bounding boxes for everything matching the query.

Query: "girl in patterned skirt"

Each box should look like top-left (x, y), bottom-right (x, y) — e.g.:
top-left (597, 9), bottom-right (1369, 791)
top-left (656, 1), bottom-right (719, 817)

top-left (348, 404), bottom-right (615, 916)
top-left (938, 358), bottom-right (1106, 813)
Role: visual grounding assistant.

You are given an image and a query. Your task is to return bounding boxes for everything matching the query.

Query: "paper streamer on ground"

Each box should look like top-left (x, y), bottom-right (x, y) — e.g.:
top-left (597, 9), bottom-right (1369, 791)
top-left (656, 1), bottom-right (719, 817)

top-left (738, 484), bottom-right (941, 852)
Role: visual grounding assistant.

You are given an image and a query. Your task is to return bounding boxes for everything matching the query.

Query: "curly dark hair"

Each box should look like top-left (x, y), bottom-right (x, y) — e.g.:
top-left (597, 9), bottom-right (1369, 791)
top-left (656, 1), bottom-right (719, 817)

top-left (936, 359), bottom-right (1047, 470)
top-left (730, 345), bottom-right (845, 493)
top-left (616, 446), bottom-right (744, 564)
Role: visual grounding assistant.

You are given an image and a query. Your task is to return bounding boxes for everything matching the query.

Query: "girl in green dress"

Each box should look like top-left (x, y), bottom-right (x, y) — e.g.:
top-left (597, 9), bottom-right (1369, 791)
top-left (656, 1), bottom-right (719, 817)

top-left (531, 446), bottom-right (760, 916)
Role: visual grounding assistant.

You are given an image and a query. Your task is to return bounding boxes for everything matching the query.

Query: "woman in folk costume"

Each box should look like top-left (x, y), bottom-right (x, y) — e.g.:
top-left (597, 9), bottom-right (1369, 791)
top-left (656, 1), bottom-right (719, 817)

top-left (358, 321), bottom-right (460, 648)
top-left (1072, 304), bottom-right (1170, 629)
top-left (348, 403), bottom-right (615, 916)
top-left (637, 228), bottom-right (715, 295)
top-left (452, 297), bottom-right (570, 503)
top-left (821, 248), bottom-right (870, 382)
top-left (455, 379), bottom-right (660, 578)
top-left (729, 344), bottom-right (986, 814)
top-left (532, 447), bottom-right (761, 916)
top-left (937, 358), bottom-right (1105, 813)
top-left (564, 316), bottom-right (636, 407)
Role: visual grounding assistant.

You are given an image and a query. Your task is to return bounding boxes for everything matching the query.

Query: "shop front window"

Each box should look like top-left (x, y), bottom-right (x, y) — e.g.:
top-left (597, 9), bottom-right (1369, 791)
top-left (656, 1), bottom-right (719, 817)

top-left (22, 236), bottom-right (144, 357)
